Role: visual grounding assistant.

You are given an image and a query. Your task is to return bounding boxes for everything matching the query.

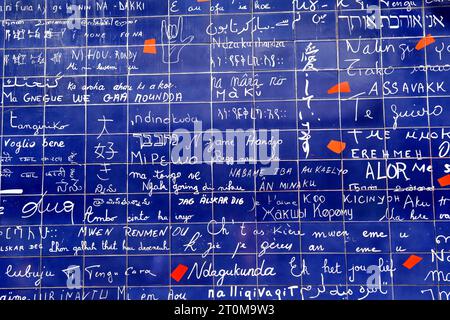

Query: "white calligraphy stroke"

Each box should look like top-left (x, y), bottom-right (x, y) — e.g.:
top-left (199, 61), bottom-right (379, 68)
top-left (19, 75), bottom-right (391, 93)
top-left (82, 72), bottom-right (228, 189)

top-left (0, 189), bottom-right (24, 195)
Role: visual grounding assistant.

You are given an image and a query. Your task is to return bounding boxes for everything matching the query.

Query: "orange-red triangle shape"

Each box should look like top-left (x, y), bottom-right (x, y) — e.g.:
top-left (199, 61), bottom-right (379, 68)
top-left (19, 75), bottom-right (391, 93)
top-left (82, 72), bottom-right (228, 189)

top-left (415, 34), bottom-right (435, 51)
top-left (327, 81), bottom-right (351, 94)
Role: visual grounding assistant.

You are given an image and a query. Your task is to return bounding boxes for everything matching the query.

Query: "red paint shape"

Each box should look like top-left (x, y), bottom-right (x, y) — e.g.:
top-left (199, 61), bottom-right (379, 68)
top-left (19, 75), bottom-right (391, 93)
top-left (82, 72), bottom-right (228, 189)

top-left (438, 174), bottom-right (450, 187)
top-left (327, 81), bottom-right (351, 94)
top-left (402, 255), bottom-right (423, 270)
top-left (171, 264), bottom-right (188, 282)
top-left (197, 0), bottom-right (210, 2)
top-left (327, 140), bottom-right (346, 154)
top-left (415, 34), bottom-right (435, 51)
top-left (143, 38), bottom-right (157, 54)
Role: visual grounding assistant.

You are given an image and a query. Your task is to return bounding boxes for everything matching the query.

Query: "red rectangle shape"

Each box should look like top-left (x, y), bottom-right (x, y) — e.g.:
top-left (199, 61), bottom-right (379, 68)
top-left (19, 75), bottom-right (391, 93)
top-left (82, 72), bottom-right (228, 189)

top-left (171, 264), bottom-right (188, 282)
top-left (438, 174), bottom-right (450, 187)
top-left (402, 255), bottom-right (423, 270)
top-left (143, 38), bottom-right (157, 54)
